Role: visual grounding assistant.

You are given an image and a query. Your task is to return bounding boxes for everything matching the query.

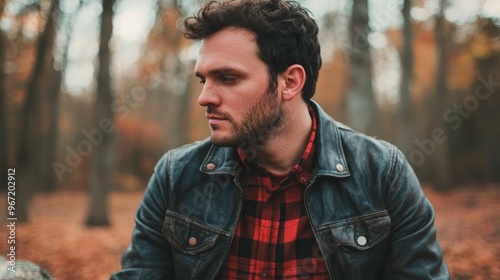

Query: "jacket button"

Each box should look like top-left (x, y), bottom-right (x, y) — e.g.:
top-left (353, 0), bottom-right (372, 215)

top-left (357, 236), bottom-right (367, 246)
top-left (206, 163), bottom-right (216, 170)
top-left (336, 163), bottom-right (344, 172)
top-left (188, 237), bottom-right (197, 246)
top-left (259, 272), bottom-right (267, 279)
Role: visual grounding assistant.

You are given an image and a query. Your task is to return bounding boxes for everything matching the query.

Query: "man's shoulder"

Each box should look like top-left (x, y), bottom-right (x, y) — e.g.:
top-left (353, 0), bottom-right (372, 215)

top-left (312, 100), bottom-right (396, 157)
top-left (335, 121), bottom-right (395, 154)
top-left (326, 121), bottom-right (409, 186)
top-left (169, 137), bottom-right (213, 157)
top-left (330, 120), bottom-right (400, 169)
top-left (155, 138), bottom-right (213, 170)
top-left (313, 101), bottom-right (401, 173)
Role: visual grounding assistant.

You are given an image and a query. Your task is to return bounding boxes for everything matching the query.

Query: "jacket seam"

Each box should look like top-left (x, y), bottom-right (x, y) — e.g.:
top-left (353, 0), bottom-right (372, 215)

top-left (166, 151), bottom-right (173, 196)
top-left (384, 146), bottom-right (399, 208)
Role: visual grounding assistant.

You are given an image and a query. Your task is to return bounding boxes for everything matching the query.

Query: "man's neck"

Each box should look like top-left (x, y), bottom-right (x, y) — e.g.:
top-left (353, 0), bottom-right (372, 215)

top-left (252, 103), bottom-right (312, 174)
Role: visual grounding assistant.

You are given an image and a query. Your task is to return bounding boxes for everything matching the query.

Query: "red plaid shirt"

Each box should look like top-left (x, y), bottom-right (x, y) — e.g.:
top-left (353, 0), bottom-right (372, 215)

top-left (218, 106), bottom-right (329, 279)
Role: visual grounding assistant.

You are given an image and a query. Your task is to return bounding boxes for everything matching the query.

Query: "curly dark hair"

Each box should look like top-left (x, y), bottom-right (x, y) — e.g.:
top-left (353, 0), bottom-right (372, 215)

top-left (183, 0), bottom-right (322, 101)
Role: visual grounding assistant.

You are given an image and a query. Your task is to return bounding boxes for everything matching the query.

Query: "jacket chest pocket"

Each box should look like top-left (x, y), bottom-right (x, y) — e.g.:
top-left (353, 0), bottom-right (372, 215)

top-left (318, 210), bottom-right (391, 280)
top-left (163, 211), bottom-right (219, 255)
top-left (162, 210), bottom-right (230, 279)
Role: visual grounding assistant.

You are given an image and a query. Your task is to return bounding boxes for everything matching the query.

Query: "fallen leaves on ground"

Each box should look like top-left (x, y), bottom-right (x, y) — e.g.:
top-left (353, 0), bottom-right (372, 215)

top-left (1, 185), bottom-right (499, 279)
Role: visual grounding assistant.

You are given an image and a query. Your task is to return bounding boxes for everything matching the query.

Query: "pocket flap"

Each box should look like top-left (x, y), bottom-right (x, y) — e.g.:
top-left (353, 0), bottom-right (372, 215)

top-left (162, 211), bottom-right (220, 255)
top-left (330, 211), bottom-right (391, 250)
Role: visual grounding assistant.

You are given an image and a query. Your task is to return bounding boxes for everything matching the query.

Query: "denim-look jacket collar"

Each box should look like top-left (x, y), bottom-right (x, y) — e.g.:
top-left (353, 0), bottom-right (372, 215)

top-left (199, 100), bottom-right (350, 179)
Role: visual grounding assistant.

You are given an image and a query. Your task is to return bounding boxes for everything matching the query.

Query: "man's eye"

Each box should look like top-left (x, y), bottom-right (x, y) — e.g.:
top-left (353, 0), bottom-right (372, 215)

top-left (220, 76), bottom-right (236, 83)
top-left (199, 79), bottom-right (206, 84)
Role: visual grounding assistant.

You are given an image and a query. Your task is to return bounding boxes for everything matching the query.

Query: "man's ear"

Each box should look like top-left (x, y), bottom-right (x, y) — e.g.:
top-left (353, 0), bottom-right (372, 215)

top-left (280, 64), bottom-right (306, 101)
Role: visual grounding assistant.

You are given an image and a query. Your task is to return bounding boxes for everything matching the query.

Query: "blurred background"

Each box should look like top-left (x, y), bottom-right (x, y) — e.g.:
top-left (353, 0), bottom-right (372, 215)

top-left (0, 0), bottom-right (499, 279)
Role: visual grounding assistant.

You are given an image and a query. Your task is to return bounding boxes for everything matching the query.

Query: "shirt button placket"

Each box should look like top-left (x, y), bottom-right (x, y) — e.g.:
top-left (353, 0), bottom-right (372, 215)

top-left (300, 176), bottom-right (307, 183)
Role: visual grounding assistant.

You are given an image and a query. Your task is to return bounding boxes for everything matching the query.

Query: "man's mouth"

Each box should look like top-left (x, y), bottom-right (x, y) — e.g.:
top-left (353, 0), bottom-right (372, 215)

top-left (206, 114), bottom-right (228, 125)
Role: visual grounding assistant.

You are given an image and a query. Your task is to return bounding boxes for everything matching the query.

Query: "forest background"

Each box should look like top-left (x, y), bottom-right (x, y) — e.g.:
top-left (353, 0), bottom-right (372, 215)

top-left (0, 0), bottom-right (499, 279)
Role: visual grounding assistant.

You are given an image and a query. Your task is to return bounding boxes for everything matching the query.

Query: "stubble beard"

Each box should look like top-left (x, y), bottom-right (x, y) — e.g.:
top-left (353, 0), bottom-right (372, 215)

top-left (209, 89), bottom-right (285, 147)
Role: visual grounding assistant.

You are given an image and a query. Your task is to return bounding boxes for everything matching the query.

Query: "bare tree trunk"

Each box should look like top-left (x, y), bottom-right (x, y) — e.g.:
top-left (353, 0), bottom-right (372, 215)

top-left (0, 92), bottom-right (6, 192)
top-left (0, 1), bottom-right (7, 191)
top-left (16, 0), bottom-right (59, 221)
top-left (42, 59), bottom-right (61, 192)
top-left (140, 1), bottom-right (190, 148)
top-left (397, 0), bottom-right (414, 155)
top-left (346, 0), bottom-right (380, 136)
top-left (170, 3), bottom-right (191, 146)
top-left (433, 0), bottom-right (451, 189)
top-left (85, 0), bottom-right (115, 227)
top-left (42, 0), bottom-right (84, 191)
top-left (38, 0), bottom-right (61, 193)
top-left (472, 21), bottom-right (500, 183)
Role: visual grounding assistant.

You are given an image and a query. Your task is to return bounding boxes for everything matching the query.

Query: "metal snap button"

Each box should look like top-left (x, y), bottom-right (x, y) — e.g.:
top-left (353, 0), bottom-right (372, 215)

top-left (357, 236), bottom-right (367, 246)
top-left (206, 163), bottom-right (216, 170)
top-left (259, 272), bottom-right (267, 279)
top-left (336, 163), bottom-right (344, 172)
top-left (188, 237), bottom-right (197, 246)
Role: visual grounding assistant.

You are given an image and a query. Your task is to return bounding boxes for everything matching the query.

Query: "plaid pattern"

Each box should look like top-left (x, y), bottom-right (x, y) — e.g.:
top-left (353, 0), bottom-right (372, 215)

top-left (218, 106), bottom-right (329, 279)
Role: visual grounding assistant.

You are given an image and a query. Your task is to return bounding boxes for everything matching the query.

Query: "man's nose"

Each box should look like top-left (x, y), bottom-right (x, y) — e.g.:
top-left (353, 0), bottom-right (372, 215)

top-left (198, 82), bottom-right (221, 107)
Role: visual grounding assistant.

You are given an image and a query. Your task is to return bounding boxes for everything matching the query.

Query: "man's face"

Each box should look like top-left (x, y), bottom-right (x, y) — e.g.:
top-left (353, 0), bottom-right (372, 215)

top-left (195, 27), bottom-right (284, 146)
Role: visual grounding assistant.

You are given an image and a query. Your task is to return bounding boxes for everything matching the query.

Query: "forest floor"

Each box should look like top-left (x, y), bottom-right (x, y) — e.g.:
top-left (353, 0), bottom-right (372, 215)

top-left (1, 185), bottom-right (499, 280)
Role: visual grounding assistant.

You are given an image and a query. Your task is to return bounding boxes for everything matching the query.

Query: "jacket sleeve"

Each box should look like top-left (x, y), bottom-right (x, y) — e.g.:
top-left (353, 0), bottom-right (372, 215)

top-left (110, 154), bottom-right (175, 279)
top-left (382, 148), bottom-right (450, 279)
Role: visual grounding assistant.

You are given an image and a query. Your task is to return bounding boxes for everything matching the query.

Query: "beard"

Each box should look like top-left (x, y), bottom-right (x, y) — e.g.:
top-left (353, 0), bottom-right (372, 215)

top-left (207, 89), bottom-right (285, 147)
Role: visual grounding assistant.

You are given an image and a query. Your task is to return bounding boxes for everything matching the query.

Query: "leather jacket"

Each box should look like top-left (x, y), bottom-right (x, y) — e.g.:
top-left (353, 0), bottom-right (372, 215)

top-left (111, 101), bottom-right (450, 280)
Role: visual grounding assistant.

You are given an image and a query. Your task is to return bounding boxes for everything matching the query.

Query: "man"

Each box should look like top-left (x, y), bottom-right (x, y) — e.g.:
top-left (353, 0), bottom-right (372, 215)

top-left (112, 0), bottom-right (449, 279)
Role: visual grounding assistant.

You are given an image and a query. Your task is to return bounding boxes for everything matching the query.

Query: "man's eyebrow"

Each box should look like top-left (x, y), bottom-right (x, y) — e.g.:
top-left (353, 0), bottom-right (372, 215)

top-left (195, 67), bottom-right (243, 78)
top-left (195, 72), bottom-right (204, 79)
